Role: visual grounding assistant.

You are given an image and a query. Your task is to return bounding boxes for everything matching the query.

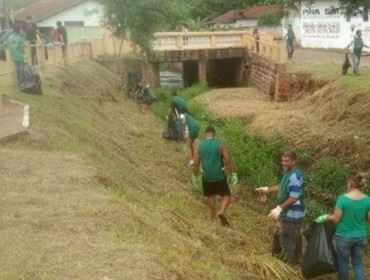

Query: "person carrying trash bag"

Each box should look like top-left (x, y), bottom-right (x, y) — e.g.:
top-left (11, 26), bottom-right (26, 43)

top-left (315, 172), bottom-right (370, 280)
top-left (347, 30), bottom-right (369, 75)
top-left (256, 151), bottom-right (305, 265)
top-left (192, 125), bottom-right (238, 226)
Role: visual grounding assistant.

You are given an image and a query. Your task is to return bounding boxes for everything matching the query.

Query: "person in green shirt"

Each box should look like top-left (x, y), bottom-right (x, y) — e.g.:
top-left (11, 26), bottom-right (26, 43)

top-left (179, 113), bottom-right (200, 167)
top-left (7, 25), bottom-right (26, 88)
top-left (168, 90), bottom-right (189, 142)
top-left (285, 24), bottom-right (296, 59)
top-left (316, 172), bottom-right (370, 280)
top-left (347, 30), bottom-right (369, 75)
top-left (169, 90), bottom-right (189, 116)
top-left (193, 126), bottom-right (238, 226)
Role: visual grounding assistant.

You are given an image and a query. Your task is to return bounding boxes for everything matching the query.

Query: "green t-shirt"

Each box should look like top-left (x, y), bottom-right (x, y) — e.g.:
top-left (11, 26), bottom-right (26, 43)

top-left (172, 96), bottom-right (188, 114)
top-left (335, 195), bottom-right (370, 238)
top-left (185, 113), bottom-right (200, 139)
top-left (198, 138), bottom-right (225, 182)
top-left (353, 37), bottom-right (364, 56)
top-left (7, 34), bottom-right (26, 63)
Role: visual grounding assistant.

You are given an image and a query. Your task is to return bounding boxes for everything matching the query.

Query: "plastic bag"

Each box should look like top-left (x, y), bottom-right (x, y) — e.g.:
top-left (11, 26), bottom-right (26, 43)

top-left (20, 65), bottom-right (43, 95)
top-left (301, 223), bottom-right (337, 279)
top-left (342, 53), bottom-right (352, 75)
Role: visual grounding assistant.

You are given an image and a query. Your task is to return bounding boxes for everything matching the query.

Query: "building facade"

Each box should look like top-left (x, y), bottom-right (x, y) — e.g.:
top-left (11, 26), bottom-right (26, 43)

top-left (284, 0), bottom-right (370, 49)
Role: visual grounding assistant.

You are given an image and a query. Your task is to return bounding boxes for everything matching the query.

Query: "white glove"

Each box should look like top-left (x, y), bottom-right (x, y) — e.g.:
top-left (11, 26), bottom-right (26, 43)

top-left (268, 205), bottom-right (283, 220)
top-left (255, 187), bottom-right (268, 194)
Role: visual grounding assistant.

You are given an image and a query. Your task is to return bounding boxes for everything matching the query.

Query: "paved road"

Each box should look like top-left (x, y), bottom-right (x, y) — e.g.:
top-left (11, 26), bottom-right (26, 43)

top-left (291, 48), bottom-right (370, 66)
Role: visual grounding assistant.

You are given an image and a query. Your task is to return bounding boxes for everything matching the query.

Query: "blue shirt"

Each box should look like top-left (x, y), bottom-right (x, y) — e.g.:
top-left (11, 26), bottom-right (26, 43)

top-left (278, 168), bottom-right (305, 223)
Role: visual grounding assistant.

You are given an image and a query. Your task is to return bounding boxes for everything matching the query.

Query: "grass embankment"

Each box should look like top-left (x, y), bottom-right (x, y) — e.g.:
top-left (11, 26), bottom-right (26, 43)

top-left (0, 62), bottom-right (301, 279)
top-left (287, 61), bottom-right (370, 94)
top-left (152, 85), bottom-right (366, 219)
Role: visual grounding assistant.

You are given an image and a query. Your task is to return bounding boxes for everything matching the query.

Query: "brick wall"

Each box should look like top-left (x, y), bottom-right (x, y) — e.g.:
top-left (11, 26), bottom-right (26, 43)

top-left (248, 53), bottom-right (283, 100)
top-left (275, 72), bottom-right (311, 101)
top-left (248, 53), bottom-right (310, 102)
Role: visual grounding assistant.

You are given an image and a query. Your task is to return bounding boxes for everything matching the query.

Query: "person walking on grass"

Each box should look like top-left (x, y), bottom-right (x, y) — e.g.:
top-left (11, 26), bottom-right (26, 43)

top-left (193, 126), bottom-right (238, 226)
top-left (179, 113), bottom-right (200, 167)
top-left (7, 25), bottom-right (26, 89)
top-left (256, 151), bottom-right (304, 265)
top-left (347, 30), bottom-right (369, 75)
top-left (315, 172), bottom-right (370, 280)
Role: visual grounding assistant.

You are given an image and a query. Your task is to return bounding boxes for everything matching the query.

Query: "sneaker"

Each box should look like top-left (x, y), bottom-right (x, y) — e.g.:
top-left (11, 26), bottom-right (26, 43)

top-left (218, 214), bottom-right (229, 227)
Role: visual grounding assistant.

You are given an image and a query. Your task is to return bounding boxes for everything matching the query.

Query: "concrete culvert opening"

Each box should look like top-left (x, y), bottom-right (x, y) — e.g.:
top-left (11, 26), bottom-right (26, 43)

top-left (183, 61), bottom-right (199, 87)
top-left (207, 58), bottom-right (244, 88)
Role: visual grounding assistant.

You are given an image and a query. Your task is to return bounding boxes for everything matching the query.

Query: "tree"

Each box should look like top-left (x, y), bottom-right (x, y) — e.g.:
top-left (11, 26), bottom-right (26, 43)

top-left (101, 0), bottom-right (188, 57)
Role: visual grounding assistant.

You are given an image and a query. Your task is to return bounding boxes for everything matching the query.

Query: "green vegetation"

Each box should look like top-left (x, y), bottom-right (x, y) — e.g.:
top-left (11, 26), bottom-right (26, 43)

top-left (153, 84), bottom-right (365, 221)
top-left (287, 61), bottom-right (370, 93)
top-left (309, 159), bottom-right (351, 197)
top-left (258, 13), bottom-right (283, 26)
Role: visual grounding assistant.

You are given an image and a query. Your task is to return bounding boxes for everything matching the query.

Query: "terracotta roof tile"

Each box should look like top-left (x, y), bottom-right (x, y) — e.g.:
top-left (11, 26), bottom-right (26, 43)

top-left (15, 0), bottom-right (86, 23)
top-left (210, 4), bottom-right (281, 24)
top-left (209, 10), bottom-right (244, 24)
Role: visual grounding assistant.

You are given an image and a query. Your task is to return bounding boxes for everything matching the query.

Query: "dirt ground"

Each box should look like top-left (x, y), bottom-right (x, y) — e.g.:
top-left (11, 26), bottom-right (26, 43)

top-left (292, 48), bottom-right (370, 66)
top-left (196, 86), bottom-right (370, 169)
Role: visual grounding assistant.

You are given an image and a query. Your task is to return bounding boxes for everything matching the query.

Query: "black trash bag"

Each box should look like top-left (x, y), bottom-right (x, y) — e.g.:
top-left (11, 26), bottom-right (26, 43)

top-left (342, 53), bottom-right (352, 75)
top-left (301, 223), bottom-right (337, 279)
top-left (20, 65), bottom-right (43, 95)
top-left (272, 230), bottom-right (282, 257)
top-left (162, 116), bottom-right (180, 141)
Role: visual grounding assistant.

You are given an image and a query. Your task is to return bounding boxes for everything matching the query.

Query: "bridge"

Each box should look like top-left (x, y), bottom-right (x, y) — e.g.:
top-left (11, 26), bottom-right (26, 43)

top-left (150, 30), bottom-right (287, 90)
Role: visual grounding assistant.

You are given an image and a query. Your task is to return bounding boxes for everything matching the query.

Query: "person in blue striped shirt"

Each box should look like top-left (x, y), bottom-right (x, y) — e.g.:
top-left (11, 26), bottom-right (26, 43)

top-left (256, 151), bottom-right (305, 265)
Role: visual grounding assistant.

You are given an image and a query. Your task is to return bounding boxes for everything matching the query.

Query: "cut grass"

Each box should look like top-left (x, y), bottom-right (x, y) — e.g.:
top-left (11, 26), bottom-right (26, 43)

top-left (0, 61), bottom-right (305, 279)
top-left (287, 61), bottom-right (370, 93)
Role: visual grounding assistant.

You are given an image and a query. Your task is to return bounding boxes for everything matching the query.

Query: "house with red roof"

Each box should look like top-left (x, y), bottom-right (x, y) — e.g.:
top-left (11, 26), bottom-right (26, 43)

top-left (210, 4), bottom-right (281, 29)
top-left (14, 0), bottom-right (104, 43)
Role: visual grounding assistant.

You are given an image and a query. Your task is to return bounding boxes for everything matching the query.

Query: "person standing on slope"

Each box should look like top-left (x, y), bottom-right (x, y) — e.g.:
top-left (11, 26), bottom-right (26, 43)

top-left (256, 151), bottom-right (305, 265)
top-left (193, 126), bottom-right (238, 226)
top-left (168, 90), bottom-right (189, 142)
top-left (315, 172), bottom-right (370, 280)
top-left (179, 113), bottom-right (200, 167)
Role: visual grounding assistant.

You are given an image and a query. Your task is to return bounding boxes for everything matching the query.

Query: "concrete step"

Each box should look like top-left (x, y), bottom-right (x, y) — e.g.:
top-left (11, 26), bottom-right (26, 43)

top-left (0, 100), bottom-right (29, 143)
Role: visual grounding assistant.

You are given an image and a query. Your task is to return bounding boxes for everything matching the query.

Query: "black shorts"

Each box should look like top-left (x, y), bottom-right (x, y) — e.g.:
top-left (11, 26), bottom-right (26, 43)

top-left (203, 179), bottom-right (231, 197)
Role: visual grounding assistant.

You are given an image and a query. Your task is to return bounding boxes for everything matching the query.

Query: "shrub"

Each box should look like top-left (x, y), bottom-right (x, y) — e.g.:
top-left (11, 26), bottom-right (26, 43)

top-left (309, 159), bottom-right (351, 197)
top-left (178, 83), bottom-right (208, 100)
top-left (257, 13), bottom-right (283, 27)
top-left (217, 121), bottom-right (283, 188)
top-left (305, 199), bottom-right (330, 222)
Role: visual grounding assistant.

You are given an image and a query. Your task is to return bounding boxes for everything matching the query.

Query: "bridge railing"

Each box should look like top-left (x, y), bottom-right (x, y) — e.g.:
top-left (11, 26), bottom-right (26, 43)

top-left (153, 31), bottom-right (286, 64)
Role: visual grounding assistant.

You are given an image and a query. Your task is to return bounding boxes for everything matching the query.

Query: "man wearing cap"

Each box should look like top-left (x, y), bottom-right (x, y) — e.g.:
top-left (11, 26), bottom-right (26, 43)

top-left (179, 113), bottom-right (200, 167)
top-left (193, 126), bottom-right (238, 226)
